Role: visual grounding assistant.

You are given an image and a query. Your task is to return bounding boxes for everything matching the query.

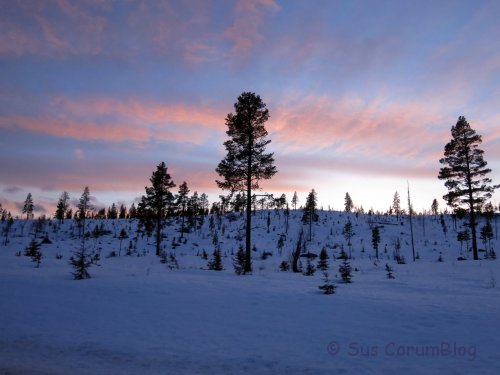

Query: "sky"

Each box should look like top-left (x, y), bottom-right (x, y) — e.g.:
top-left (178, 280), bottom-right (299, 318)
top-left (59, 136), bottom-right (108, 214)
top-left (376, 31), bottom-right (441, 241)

top-left (1, 0), bottom-right (500, 217)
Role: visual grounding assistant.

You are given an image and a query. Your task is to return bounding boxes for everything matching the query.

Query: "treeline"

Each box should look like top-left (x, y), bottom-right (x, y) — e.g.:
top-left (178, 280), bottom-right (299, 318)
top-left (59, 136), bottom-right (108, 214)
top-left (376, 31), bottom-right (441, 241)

top-left (2, 186), bottom-right (499, 225)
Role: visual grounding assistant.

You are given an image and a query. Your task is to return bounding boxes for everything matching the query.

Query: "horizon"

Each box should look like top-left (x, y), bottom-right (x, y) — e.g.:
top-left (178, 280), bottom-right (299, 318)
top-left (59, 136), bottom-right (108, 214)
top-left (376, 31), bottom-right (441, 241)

top-left (1, 1), bottom-right (500, 216)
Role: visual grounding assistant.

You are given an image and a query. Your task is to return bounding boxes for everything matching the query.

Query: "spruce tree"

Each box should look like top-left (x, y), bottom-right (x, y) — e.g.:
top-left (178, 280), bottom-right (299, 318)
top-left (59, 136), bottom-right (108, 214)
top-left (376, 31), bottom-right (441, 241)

top-left (70, 245), bottom-right (92, 280)
top-left (233, 244), bottom-right (246, 275)
top-left (119, 204), bottom-right (127, 219)
top-left (431, 198), bottom-right (439, 218)
top-left (372, 226), bottom-right (381, 259)
top-left (208, 248), bottom-right (223, 271)
top-left (77, 187), bottom-right (91, 239)
top-left (22, 193), bottom-right (34, 220)
top-left (24, 239), bottom-right (40, 257)
top-left (3, 217), bottom-right (13, 245)
top-left (216, 92), bottom-right (277, 274)
top-left (392, 192), bottom-right (401, 217)
top-left (140, 162), bottom-right (176, 256)
top-left (25, 239), bottom-right (43, 267)
top-left (480, 221), bottom-right (494, 255)
top-left (292, 191), bottom-right (298, 210)
top-left (302, 189), bottom-right (318, 241)
top-left (339, 258), bottom-right (352, 283)
top-left (438, 116), bottom-right (499, 260)
top-left (385, 263), bottom-right (395, 279)
top-left (176, 181), bottom-right (190, 239)
top-left (318, 272), bottom-right (336, 294)
top-left (118, 228), bottom-right (128, 256)
top-left (317, 247), bottom-right (329, 271)
top-left (303, 257), bottom-right (316, 276)
top-left (108, 203), bottom-right (118, 219)
top-left (128, 203), bottom-right (137, 219)
top-left (279, 261), bottom-right (290, 271)
top-left (344, 192), bottom-right (353, 213)
top-left (342, 219), bottom-right (354, 258)
top-left (54, 191), bottom-right (70, 224)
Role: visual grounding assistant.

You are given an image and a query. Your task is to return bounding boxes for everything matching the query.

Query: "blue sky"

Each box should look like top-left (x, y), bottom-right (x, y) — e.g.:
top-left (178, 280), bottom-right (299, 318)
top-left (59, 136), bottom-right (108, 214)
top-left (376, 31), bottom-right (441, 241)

top-left (1, 0), bottom-right (499, 215)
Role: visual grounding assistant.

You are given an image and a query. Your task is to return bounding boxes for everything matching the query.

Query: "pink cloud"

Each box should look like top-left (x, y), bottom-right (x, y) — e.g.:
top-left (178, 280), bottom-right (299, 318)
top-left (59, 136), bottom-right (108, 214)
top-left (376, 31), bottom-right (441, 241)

top-left (53, 97), bottom-right (224, 129)
top-left (0, 0), bottom-right (106, 56)
top-left (269, 94), bottom-right (448, 162)
top-left (223, 0), bottom-right (279, 58)
top-left (0, 116), bottom-right (150, 143)
top-left (0, 96), bottom-right (227, 144)
top-left (34, 14), bottom-right (68, 51)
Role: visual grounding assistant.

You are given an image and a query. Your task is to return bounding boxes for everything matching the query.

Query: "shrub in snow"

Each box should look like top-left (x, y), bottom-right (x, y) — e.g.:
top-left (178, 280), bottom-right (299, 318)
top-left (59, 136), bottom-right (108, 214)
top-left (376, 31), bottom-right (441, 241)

top-left (385, 263), bottom-right (395, 279)
top-left (91, 251), bottom-right (101, 266)
top-left (317, 248), bottom-right (329, 271)
top-left (303, 257), bottom-right (316, 276)
top-left (25, 239), bottom-right (43, 268)
top-left (233, 245), bottom-right (246, 275)
top-left (279, 261), bottom-right (290, 272)
top-left (338, 248), bottom-right (348, 260)
top-left (169, 253), bottom-right (179, 270)
top-left (24, 239), bottom-right (40, 258)
top-left (396, 255), bottom-right (406, 264)
top-left (207, 248), bottom-right (223, 271)
top-left (32, 249), bottom-right (42, 268)
top-left (260, 251), bottom-right (273, 260)
top-left (41, 235), bottom-right (52, 244)
top-left (318, 272), bottom-right (336, 295)
top-left (69, 246), bottom-right (92, 280)
top-left (118, 228), bottom-right (128, 256)
top-left (107, 250), bottom-right (117, 258)
top-left (339, 258), bottom-right (352, 283)
top-left (125, 240), bottom-right (135, 256)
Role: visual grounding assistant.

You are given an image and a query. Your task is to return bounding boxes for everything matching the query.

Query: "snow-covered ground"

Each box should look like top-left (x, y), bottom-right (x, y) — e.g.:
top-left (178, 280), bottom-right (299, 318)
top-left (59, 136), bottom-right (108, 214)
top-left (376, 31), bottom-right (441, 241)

top-left (1, 211), bottom-right (499, 374)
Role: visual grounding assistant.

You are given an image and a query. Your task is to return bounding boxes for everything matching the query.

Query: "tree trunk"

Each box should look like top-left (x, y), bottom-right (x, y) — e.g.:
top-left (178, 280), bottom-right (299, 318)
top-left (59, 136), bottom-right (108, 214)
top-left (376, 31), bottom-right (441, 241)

top-left (465, 151), bottom-right (479, 260)
top-left (156, 195), bottom-right (162, 256)
top-left (292, 231), bottom-right (303, 272)
top-left (245, 133), bottom-right (253, 274)
top-left (156, 215), bottom-right (161, 256)
top-left (469, 198), bottom-right (479, 260)
top-left (180, 211), bottom-right (185, 239)
top-left (309, 211), bottom-right (312, 241)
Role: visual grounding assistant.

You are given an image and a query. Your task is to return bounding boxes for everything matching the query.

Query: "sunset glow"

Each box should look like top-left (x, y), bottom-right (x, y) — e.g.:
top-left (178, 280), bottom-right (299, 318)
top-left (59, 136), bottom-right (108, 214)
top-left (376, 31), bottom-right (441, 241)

top-left (1, 0), bottom-right (499, 215)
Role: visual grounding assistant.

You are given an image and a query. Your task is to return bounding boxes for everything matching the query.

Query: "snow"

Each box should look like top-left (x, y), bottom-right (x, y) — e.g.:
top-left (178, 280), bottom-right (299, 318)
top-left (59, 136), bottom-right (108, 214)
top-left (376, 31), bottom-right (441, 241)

top-left (1, 211), bottom-right (499, 374)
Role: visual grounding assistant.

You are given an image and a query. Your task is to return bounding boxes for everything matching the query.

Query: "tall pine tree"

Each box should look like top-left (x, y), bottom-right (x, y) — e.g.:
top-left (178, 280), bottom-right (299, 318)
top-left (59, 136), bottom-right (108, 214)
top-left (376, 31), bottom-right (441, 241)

top-left (54, 191), bottom-right (70, 224)
top-left (392, 192), bottom-right (401, 218)
top-left (176, 181), bottom-right (190, 239)
top-left (77, 187), bottom-right (91, 239)
top-left (140, 162), bottom-right (176, 256)
top-left (438, 116), bottom-right (498, 260)
top-left (344, 192), bottom-right (353, 213)
top-left (22, 193), bottom-right (34, 220)
top-left (302, 189), bottom-right (318, 241)
top-left (216, 92), bottom-right (277, 274)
